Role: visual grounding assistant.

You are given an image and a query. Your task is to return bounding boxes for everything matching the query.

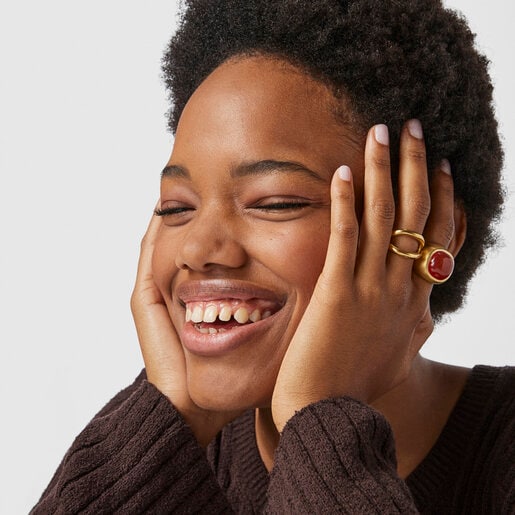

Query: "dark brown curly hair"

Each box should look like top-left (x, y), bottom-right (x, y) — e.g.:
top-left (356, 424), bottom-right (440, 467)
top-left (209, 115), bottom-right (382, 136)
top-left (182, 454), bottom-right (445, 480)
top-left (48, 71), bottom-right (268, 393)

top-left (161, 0), bottom-right (504, 321)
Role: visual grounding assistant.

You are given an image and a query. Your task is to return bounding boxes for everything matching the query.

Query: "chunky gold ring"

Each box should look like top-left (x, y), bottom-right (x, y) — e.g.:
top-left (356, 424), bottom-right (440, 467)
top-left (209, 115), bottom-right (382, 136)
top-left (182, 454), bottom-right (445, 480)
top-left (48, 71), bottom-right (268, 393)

top-left (389, 229), bottom-right (425, 259)
top-left (414, 244), bottom-right (455, 284)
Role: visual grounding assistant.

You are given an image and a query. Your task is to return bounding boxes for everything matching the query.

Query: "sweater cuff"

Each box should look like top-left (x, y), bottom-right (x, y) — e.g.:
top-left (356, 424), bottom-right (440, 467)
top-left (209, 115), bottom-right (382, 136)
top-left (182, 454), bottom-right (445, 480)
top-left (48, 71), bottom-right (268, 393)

top-left (267, 397), bottom-right (416, 513)
top-left (35, 379), bottom-right (229, 514)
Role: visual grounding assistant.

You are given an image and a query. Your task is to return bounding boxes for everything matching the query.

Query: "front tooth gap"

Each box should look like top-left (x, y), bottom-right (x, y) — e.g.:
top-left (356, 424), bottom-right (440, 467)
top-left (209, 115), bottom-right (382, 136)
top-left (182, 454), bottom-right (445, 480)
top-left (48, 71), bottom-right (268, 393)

top-left (219, 305), bottom-right (232, 322)
top-left (189, 301), bottom-right (272, 325)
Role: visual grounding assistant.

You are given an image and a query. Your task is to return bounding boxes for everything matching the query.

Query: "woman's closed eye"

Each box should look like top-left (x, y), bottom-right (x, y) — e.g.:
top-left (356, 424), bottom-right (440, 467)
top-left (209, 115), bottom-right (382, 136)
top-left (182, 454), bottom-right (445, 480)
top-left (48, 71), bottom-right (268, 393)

top-left (247, 196), bottom-right (328, 222)
top-left (154, 197), bottom-right (322, 226)
top-left (155, 199), bottom-right (313, 216)
top-left (251, 200), bottom-right (311, 211)
top-left (155, 206), bottom-right (194, 217)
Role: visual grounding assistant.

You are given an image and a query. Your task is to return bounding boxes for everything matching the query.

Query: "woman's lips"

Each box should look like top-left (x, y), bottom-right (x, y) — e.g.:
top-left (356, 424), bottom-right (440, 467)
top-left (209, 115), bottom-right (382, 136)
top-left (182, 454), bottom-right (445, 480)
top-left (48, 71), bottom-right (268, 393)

top-left (175, 278), bottom-right (285, 304)
top-left (174, 280), bottom-right (285, 356)
top-left (180, 311), bottom-right (281, 356)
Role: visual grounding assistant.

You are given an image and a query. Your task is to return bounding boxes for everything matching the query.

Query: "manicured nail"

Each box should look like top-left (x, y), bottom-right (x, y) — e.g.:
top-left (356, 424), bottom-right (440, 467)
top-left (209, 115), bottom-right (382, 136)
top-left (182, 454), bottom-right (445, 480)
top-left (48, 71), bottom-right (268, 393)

top-left (337, 165), bottom-right (351, 181)
top-left (374, 124), bottom-right (389, 146)
top-left (407, 119), bottom-right (423, 139)
top-left (440, 158), bottom-right (451, 175)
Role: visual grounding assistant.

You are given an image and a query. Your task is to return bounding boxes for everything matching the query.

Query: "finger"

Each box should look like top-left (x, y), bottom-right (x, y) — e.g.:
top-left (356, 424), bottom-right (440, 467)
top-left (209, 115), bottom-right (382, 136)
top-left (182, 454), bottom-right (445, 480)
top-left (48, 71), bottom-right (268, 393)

top-left (358, 124), bottom-right (395, 280)
top-left (131, 205), bottom-right (180, 364)
top-left (421, 159), bottom-right (455, 248)
top-left (320, 165), bottom-right (359, 285)
top-left (387, 119), bottom-right (431, 279)
top-left (134, 201), bottom-right (163, 290)
top-left (131, 203), bottom-right (169, 324)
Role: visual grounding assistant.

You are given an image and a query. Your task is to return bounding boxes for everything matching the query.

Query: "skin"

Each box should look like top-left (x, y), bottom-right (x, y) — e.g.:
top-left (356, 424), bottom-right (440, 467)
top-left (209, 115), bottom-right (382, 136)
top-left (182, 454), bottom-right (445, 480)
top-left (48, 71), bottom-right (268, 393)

top-left (131, 56), bottom-right (469, 476)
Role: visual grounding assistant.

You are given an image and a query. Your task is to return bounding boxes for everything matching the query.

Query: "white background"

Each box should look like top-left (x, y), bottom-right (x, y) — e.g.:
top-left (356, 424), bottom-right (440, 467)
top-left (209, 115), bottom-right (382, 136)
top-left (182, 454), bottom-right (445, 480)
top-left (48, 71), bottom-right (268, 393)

top-left (0, 1), bottom-right (513, 512)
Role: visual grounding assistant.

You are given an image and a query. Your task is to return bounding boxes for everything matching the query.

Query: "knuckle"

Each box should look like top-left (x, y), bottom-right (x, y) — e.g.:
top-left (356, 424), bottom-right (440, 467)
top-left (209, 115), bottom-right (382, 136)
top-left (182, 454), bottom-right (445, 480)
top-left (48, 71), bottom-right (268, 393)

top-left (356, 283), bottom-right (384, 305)
top-left (140, 233), bottom-right (152, 250)
top-left (383, 279), bottom-right (411, 309)
top-left (334, 221), bottom-right (359, 240)
top-left (336, 188), bottom-right (354, 202)
top-left (372, 156), bottom-right (391, 170)
top-left (371, 198), bottom-right (395, 222)
top-left (408, 195), bottom-right (431, 221)
top-left (393, 282), bottom-right (411, 306)
top-left (130, 292), bottom-right (138, 314)
top-left (439, 218), bottom-right (455, 244)
top-left (438, 179), bottom-right (454, 198)
top-left (405, 148), bottom-right (427, 163)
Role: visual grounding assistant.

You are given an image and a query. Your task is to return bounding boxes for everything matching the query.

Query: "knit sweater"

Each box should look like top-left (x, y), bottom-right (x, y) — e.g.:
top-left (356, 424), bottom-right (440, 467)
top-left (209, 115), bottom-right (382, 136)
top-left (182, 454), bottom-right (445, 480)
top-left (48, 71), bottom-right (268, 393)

top-left (32, 365), bottom-right (514, 514)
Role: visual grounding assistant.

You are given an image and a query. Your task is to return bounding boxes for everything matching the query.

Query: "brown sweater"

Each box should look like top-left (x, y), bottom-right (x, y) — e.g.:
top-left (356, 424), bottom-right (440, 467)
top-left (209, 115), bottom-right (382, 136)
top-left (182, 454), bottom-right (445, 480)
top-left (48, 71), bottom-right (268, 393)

top-left (32, 365), bottom-right (514, 514)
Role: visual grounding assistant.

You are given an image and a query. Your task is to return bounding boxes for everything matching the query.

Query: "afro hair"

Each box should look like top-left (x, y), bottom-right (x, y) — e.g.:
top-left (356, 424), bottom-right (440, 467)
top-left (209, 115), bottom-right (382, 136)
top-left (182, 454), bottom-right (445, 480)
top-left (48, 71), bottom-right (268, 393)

top-left (162, 0), bottom-right (504, 321)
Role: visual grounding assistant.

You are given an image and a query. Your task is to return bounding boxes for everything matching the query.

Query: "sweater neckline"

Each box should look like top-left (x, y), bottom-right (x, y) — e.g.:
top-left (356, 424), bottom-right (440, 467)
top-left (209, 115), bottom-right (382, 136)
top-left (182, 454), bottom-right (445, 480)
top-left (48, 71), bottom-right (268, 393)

top-left (228, 409), bottom-right (270, 511)
top-left (405, 364), bottom-right (500, 507)
top-left (227, 365), bottom-right (502, 510)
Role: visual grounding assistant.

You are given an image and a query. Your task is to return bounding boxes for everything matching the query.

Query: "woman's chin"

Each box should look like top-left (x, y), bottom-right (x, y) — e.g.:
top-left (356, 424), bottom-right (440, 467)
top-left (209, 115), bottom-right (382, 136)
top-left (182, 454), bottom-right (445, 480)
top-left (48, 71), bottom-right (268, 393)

top-left (187, 375), bottom-right (274, 413)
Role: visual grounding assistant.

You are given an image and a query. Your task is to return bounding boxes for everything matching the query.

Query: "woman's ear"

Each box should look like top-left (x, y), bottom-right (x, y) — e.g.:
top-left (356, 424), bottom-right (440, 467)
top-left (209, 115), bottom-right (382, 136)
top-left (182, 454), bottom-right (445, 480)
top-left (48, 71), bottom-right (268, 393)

top-left (448, 200), bottom-right (467, 256)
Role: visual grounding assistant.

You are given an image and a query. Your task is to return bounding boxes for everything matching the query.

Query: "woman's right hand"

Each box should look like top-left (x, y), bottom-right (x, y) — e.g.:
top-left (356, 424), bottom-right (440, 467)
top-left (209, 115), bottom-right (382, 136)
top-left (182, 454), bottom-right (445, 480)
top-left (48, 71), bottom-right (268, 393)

top-left (131, 208), bottom-right (239, 447)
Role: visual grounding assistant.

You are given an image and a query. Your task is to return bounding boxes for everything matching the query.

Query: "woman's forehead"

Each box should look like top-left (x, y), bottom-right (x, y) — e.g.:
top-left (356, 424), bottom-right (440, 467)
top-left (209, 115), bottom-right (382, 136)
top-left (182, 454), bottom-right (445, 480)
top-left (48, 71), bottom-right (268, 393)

top-left (179, 56), bottom-right (339, 127)
top-left (172, 55), bottom-right (364, 175)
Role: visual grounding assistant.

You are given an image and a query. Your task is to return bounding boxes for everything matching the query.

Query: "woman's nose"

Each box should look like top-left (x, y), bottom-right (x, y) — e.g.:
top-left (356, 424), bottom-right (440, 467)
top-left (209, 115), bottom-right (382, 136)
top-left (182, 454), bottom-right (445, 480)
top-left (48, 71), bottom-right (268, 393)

top-left (174, 208), bottom-right (248, 272)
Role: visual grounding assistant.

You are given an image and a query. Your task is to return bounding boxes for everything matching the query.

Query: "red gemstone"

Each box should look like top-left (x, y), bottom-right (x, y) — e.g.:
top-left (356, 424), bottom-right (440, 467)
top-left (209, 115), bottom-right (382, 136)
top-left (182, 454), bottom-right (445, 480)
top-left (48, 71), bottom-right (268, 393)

top-left (428, 250), bottom-right (454, 280)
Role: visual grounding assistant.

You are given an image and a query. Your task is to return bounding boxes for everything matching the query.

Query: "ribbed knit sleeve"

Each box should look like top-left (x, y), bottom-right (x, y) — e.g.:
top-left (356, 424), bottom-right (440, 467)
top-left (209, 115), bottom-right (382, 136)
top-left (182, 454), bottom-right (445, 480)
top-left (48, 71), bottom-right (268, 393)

top-left (266, 397), bottom-right (418, 514)
top-left (31, 376), bottom-right (232, 514)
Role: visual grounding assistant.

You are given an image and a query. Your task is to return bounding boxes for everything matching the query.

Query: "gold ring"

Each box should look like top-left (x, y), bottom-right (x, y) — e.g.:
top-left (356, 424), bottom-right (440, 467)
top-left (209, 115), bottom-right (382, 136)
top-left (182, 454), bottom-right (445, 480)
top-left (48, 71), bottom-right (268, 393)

top-left (389, 229), bottom-right (425, 259)
top-left (414, 244), bottom-right (454, 284)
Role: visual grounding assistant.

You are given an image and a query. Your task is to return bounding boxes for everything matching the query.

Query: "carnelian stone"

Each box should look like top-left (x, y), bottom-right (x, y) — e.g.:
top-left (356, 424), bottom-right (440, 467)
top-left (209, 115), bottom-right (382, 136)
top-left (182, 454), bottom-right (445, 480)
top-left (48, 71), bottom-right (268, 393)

top-left (429, 250), bottom-right (454, 280)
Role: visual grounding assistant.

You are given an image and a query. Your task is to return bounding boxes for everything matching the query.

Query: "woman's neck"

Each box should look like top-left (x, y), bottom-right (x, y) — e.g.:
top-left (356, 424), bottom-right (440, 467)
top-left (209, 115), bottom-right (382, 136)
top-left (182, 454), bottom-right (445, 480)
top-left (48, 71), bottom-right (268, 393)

top-left (255, 356), bottom-right (470, 477)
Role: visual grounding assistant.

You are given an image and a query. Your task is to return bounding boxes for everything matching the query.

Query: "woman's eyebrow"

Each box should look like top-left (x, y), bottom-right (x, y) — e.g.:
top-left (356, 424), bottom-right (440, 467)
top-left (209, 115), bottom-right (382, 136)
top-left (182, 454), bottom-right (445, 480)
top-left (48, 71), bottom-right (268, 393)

top-left (232, 160), bottom-right (324, 182)
top-left (161, 160), bottom-right (325, 182)
top-left (161, 164), bottom-right (189, 179)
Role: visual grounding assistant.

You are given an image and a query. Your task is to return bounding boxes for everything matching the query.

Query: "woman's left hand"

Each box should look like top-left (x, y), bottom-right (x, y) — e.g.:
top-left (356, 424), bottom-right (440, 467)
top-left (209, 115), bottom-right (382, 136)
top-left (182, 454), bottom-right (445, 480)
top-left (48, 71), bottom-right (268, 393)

top-left (271, 120), bottom-right (456, 431)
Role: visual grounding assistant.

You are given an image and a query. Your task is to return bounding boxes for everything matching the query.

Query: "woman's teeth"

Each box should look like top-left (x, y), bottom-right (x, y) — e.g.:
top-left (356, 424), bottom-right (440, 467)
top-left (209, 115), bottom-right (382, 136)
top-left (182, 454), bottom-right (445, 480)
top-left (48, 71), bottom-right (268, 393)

top-left (185, 300), bottom-right (273, 328)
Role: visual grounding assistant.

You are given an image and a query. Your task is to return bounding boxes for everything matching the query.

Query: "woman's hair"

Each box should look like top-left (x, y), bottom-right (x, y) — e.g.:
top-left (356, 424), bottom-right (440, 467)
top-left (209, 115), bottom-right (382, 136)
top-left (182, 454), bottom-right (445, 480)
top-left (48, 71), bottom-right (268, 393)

top-left (162, 0), bottom-right (504, 321)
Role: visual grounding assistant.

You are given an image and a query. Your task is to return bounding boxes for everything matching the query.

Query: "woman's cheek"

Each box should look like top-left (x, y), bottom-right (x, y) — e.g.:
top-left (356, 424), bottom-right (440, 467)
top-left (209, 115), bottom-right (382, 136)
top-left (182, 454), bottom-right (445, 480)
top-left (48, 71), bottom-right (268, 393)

top-left (257, 218), bottom-right (331, 294)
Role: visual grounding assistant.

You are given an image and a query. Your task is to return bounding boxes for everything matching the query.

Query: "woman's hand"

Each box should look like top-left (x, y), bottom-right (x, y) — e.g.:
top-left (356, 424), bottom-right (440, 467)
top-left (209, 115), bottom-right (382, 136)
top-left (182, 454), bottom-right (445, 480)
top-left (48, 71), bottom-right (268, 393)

top-left (271, 120), bottom-right (456, 431)
top-left (131, 210), bottom-right (240, 447)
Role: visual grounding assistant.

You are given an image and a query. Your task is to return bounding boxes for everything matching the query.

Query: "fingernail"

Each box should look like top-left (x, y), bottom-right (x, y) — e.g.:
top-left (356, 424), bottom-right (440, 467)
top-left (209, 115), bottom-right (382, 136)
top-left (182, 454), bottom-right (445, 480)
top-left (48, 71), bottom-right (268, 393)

top-left (407, 119), bottom-right (423, 139)
top-left (374, 124), bottom-right (389, 146)
top-left (440, 158), bottom-right (451, 175)
top-left (337, 165), bottom-right (352, 181)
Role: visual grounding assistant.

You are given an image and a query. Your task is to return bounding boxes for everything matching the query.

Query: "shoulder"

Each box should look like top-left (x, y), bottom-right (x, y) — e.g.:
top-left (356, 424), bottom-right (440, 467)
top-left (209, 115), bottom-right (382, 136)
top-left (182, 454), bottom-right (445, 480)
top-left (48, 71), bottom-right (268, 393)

top-left (457, 365), bottom-right (515, 441)
top-left (467, 364), bottom-right (514, 413)
top-left (465, 365), bottom-right (515, 511)
top-left (407, 365), bottom-right (514, 512)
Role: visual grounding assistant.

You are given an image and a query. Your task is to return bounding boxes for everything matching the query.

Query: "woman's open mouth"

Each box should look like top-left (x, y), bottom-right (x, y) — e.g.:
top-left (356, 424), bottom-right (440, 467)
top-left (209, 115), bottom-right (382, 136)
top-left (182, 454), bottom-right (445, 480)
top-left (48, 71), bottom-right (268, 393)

top-left (175, 280), bottom-right (285, 356)
top-left (185, 299), bottom-right (276, 334)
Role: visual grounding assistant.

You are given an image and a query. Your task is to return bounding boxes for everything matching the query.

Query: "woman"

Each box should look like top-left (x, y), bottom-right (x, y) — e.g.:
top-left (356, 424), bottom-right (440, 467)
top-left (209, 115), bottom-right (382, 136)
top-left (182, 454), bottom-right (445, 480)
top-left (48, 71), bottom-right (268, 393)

top-left (33, 0), bottom-right (514, 513)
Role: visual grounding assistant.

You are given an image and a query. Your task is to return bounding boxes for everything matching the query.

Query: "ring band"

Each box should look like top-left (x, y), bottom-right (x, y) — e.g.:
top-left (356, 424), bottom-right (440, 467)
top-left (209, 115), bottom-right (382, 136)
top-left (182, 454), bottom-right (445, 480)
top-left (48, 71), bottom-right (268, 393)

top-left (389, 229), bottom-right (425, 259)
top-left (414, 245), bottom-right (454, 284)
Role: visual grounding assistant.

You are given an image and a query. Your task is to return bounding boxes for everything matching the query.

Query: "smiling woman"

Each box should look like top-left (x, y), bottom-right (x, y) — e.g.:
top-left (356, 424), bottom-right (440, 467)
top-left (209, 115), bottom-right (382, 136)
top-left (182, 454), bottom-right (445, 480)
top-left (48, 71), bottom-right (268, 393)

top-left (152, 57), bottom-right (356, 412)
top-left (29, 0), bottom-right (514, 513)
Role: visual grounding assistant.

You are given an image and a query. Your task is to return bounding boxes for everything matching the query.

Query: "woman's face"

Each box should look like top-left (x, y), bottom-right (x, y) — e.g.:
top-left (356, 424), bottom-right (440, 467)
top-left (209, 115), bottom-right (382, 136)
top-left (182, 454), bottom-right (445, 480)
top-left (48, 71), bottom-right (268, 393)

top-left (153, 56), bottom-right (364, 411)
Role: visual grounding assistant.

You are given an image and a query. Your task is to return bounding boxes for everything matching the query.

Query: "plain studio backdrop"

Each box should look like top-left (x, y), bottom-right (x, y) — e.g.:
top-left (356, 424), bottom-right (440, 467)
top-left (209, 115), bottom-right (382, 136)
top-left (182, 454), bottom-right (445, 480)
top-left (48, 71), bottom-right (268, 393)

top-left (0, 1), bottom-right (513, 512)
